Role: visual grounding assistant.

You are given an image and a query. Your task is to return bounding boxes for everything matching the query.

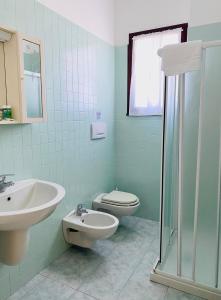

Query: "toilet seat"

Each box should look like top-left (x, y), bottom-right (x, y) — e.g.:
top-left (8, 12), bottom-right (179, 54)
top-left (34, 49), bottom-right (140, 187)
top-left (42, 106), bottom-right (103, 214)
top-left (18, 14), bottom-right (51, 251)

top-left (101, 191), bottom-right (139, 207)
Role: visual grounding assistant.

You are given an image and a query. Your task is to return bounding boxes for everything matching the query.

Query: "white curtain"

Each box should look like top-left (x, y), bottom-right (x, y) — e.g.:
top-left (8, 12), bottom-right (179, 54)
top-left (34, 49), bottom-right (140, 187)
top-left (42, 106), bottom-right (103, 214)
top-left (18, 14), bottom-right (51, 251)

top-left (129, 29), bottom-right (181, 116)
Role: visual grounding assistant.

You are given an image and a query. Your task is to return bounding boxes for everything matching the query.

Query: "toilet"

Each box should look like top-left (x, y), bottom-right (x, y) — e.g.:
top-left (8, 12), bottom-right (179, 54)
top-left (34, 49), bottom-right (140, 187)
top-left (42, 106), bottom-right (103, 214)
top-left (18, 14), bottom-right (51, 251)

top-left (63, 209), bottom-right (119, 248)
top-left (92, 190), bottom-right (140, 218)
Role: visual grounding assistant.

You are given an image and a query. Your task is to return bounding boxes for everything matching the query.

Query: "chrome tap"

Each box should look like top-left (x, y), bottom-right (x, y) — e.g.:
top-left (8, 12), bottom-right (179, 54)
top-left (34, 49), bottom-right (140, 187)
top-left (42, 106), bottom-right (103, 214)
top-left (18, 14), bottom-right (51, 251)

top-left (76, 203), bottom-right (88, 216)
top-left (0, 174), bottom-right (14, 193)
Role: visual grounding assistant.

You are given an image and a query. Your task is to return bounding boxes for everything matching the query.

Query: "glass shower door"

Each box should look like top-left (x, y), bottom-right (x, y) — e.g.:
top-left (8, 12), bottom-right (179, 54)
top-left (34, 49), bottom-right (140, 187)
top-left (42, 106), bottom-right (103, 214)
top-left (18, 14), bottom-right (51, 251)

top-left (160, 76), bottom-right (179, 272)
top-left (157, 46), bottom-right (221, 291)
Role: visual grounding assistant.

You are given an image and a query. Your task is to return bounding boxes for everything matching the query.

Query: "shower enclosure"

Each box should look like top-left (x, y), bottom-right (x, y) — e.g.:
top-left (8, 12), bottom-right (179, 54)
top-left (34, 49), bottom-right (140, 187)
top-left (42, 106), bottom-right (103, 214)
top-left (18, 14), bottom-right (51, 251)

top-left (151, 41), bottom-right (221, 299)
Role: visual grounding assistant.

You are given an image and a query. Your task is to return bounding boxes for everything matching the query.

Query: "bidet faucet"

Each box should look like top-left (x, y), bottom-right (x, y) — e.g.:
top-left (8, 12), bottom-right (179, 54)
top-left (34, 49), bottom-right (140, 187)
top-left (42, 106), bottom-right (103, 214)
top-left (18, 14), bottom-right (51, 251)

top-left (76, 203), bottom-right (88, 216)
top-left (0, 174), bottom-right (14, 193)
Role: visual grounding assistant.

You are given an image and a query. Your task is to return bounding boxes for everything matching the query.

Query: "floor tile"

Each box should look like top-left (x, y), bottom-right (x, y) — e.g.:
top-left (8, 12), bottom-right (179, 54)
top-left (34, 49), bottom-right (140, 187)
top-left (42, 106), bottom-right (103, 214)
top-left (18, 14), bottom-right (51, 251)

top-left (78, 254), bottom-right (134, 299)
top-left (78, 218), bottom-right (156, 300)
top-left (164, 288), bottom-right (204, 300)
top-left (109, 223), bottom-right (130, 243)
top-left (41, 246), bottom-right (103, 289)
top-left (8, 274), bottom-right (45, 300)
top-left (8, 217), bottom-right (205, 300)
top-left (15, 276), bottom-right (75, 300)
top-left (68, 291), bottom-right (97, 300)
top-left (118, 277), bottom-right (167, 300)
top-left (117, 246), bottom-right (167, 300)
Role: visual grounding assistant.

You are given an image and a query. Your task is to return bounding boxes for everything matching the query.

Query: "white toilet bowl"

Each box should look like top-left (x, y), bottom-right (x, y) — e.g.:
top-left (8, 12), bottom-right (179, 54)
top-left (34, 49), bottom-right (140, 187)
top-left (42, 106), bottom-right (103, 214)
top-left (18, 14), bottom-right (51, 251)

top-left (63, 209), bottom-right (119, 248)
top-left (92, 191), bottom-right (140, 218)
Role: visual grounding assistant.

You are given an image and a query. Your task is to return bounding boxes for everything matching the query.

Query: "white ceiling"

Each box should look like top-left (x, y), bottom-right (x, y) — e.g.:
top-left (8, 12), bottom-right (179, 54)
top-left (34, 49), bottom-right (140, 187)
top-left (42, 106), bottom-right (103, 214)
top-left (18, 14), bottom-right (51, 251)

top-left (38, 0), bottom-right (115, 45)
top-left (38, 0), bottom-right (221, 46)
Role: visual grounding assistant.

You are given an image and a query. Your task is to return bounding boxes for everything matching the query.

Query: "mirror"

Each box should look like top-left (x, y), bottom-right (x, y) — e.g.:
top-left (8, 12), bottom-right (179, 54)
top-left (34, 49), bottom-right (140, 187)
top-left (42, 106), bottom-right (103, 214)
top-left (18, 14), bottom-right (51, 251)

top-left (0, 26), bottom-right (46, 124)
top-left (0, 42), bottom-right (6, 107)
top-left (23, 39), bottom-right (43, 119)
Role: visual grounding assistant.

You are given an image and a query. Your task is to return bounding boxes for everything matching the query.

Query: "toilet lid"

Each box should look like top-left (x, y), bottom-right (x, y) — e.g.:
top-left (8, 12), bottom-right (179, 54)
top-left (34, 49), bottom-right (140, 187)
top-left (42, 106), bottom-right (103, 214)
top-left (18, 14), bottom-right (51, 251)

top-left (101, 191), bottom-right (139, 205)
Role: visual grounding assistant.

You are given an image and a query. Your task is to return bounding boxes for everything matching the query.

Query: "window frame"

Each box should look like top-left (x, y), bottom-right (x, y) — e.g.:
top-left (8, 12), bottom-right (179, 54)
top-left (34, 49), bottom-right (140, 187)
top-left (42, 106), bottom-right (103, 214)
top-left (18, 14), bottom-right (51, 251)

top-left (127, 23), bottom-right (188, 116)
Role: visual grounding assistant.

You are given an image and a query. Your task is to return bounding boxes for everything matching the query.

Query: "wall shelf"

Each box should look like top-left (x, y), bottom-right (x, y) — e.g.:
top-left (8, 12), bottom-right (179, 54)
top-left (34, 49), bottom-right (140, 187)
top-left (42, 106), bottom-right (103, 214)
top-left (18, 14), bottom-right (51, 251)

top-left (0, 120), bottom-right (18, 125)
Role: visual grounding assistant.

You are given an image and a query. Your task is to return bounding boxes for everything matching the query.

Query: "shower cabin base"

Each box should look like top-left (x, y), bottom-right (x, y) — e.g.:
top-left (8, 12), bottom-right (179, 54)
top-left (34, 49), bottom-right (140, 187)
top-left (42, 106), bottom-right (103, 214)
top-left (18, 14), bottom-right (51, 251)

top-left (150, 230), bottom-right (221, 299)
top-left (150, 265), bottom-right (221, 300)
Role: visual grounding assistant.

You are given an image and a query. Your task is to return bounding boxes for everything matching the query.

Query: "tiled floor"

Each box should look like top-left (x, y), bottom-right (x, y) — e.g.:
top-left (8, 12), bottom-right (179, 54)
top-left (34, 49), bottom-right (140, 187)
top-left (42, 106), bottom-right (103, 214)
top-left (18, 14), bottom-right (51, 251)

top-left (8, 217), bottom-right (203, 300)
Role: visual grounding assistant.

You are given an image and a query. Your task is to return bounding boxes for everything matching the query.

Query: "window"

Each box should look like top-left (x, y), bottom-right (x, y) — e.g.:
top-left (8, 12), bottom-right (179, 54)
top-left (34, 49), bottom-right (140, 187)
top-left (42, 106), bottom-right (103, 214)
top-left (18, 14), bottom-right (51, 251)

top-left (127, 24), bottom-right (188, 116)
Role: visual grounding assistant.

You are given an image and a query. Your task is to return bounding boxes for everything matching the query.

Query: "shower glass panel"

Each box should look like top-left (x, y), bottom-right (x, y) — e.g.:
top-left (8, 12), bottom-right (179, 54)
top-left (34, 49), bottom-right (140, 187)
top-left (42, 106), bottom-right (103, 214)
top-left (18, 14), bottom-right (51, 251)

top-left (155, 44), bottom-right (221, 295)
top-left (160, 76), bottom-right (178, 270)
top-left (194, 46), bottom-right (221, 288)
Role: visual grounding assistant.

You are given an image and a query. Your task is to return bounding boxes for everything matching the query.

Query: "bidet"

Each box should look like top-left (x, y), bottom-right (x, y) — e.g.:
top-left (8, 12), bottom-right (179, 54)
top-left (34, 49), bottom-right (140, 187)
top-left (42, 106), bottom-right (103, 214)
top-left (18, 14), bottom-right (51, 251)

top-left (63, 209), bottom-right (119, 248)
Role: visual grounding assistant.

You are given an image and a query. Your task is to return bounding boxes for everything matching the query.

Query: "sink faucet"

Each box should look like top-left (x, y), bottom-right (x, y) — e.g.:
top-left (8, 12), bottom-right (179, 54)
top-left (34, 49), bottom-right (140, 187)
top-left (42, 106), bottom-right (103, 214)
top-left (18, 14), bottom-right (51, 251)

top-left (0, 174), bottom-right (14, 193)
top-left (76, 203), bottom-right (88, 216)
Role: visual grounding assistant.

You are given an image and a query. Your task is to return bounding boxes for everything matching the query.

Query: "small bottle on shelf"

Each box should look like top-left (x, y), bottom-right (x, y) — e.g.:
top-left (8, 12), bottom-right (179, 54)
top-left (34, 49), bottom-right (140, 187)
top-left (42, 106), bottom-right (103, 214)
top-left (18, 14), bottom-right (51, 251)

top-left (1, 105), bottom-right (13, 121)
top-left (0, 108), bottom-right (3, 121)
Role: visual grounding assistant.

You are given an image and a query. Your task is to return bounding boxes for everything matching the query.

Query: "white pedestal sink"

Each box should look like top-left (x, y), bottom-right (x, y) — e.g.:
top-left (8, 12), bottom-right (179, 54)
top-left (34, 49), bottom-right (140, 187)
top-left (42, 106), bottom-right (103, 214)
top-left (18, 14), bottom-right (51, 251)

top-left (0, 179), bottom-right (65, 265)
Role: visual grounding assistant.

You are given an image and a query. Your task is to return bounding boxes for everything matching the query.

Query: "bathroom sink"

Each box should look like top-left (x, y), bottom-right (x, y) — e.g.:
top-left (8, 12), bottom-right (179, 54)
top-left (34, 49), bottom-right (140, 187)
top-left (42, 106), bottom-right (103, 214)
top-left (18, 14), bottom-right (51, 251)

top-left (0, 179), bottom-right (65, 230)
top-left (0, 179), bottom-right (65, 265)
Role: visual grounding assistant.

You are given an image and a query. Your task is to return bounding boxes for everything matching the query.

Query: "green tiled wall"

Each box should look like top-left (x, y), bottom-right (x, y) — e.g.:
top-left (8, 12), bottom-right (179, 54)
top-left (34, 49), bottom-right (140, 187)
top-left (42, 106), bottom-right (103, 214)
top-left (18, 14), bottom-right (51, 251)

top-left (115, 46), bottom-right (162, 221)
top-left (0, 0), bottom-right (115, 298)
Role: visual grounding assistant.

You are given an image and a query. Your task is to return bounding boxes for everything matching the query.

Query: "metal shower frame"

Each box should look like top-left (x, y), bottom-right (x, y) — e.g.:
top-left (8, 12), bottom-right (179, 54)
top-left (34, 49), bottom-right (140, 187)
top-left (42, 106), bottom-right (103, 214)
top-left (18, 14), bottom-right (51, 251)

top-left (150, 40), bottom-right (221, 300)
